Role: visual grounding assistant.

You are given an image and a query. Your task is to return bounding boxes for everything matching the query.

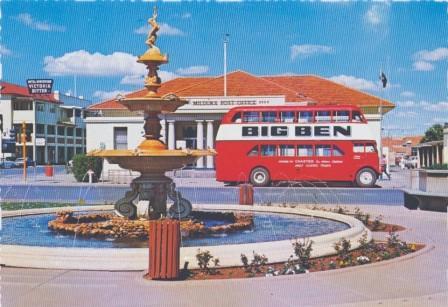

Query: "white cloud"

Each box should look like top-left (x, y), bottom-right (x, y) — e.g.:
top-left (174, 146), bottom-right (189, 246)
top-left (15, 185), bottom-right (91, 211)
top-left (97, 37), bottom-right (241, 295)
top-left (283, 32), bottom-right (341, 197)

top-left (423, 101), bottom-right (448, 112)
top-left (158, 71), bottom-right (179, 82)
top-left (328, 75), bottom-right (379, 91)
top-left (43, 50), bottom-right (146, 76)
top-left (396, 100), bottom-right (415, 107)
top-left (400, 91), bottom-right (415, 98)
top-left (364, 4), bottom-right (390, 26)
top-left (290, 44), bottom-right (333, 60)
top-left (0, 44), bottom-right (11, 56)
top-left (120, 75), bottom-right (145, 86)
top-left (395, 111), bottom-right (418, 118)
top-left (414, 48), bottom-right (448, 62)
top-left (412, 47), bottom-right (448, 71)
top-left (181, 12), bottom-right (192, 19)
top-left (176, 65), bottom-right (209, 75)
top-left (134, 23), bottom-right (184, 36)
top-left (92, 90), bottom-right (131, 101)
top-left (412, 61), bottom-right (434, 71)
top-left (13, 13), bottom-right (65, 32)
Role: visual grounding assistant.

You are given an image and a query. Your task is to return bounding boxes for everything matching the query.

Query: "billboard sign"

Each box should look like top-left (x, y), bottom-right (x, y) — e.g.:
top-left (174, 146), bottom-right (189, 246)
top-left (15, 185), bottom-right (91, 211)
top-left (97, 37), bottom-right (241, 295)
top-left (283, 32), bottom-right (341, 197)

top-left (26, 79), bottom-right (54, 95)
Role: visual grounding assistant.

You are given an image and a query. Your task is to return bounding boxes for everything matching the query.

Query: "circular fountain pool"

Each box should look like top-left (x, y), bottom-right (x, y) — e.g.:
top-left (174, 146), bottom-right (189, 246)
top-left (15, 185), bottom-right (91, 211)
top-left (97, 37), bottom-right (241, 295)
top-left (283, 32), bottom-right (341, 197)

top-left (1, 210), bottom-right (349, 248)
top-left (0, 205), bottom-right (370, 271)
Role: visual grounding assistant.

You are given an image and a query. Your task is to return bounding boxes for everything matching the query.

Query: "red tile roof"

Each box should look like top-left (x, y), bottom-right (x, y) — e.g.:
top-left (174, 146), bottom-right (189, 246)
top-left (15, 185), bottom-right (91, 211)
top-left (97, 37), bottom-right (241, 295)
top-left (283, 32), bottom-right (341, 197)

top-left (0, 81), bottom-right (60, 104)
top-left (88, 70), bottom-right (395, 110)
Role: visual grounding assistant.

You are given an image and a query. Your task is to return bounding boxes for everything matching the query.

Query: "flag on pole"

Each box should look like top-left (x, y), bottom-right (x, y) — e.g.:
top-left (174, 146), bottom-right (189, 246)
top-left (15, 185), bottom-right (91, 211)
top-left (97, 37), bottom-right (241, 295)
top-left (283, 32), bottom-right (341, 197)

top-left (379, 71), bottom-right (388, 88)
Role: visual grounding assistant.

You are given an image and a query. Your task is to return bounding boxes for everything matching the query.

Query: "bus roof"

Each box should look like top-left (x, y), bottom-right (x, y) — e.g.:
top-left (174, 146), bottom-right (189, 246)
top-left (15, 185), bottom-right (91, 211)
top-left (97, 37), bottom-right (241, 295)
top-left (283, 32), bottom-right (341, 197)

top-left (227, 104), bottom-right (362, 113)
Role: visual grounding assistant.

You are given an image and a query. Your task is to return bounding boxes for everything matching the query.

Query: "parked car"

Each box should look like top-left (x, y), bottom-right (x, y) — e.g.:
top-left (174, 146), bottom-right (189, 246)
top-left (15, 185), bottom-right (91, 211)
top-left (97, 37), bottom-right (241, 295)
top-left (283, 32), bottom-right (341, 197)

top-left (0, 160), bottom-right (16, 169)
top-left (405, 156), bottom-right (419, 169)
top-left (14, 157), bottom-right (36, 168)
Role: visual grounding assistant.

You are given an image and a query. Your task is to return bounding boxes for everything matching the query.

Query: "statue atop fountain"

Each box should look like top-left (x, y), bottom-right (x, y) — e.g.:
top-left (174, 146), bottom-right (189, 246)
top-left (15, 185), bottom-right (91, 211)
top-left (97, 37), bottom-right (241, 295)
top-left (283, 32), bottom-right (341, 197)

top-left (88, 7), bottom-right (214, 220)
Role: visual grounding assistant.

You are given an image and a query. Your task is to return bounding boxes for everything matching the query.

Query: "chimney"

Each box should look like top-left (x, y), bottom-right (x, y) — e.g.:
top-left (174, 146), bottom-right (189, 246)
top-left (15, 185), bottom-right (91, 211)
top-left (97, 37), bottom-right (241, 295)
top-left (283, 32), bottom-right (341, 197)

top-left (54, 90), bottom-right (60, 101)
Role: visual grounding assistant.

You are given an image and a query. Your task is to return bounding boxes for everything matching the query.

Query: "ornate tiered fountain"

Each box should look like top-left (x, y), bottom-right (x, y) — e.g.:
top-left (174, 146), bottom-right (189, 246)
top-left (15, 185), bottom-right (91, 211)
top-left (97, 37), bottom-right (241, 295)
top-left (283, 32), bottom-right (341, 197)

top-left (88, 8), bottom-right (214, 220)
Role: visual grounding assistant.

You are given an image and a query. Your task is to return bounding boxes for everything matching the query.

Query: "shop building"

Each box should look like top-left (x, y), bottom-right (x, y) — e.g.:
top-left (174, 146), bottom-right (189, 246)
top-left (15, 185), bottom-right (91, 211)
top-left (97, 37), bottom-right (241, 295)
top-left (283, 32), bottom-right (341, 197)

top-left (0, 81), bottom-right (91, 164)
top-left (86, 71), bottom-right (394, 179)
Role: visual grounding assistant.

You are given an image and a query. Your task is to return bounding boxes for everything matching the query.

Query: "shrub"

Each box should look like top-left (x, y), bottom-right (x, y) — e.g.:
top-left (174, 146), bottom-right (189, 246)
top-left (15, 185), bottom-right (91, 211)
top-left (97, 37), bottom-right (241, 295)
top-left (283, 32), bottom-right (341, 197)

top-left (387, 231), bottom-right (400, 248)
top-left (372, 215), bottom-right (383, 231)
top-left (292, 238), bottom-right (314, 269)
top-left (196, 249), bottom-right (220, 274)
top-left (425, 163), bottom-right (448, 170)
top-left (334, 238), bottom-right (352, 264)
top-left (240, 251), bottom-right (268, 274)
top-left (357, 231), bottom-right (371, 252)
top-left (72, 154), bottom-right (103, 182)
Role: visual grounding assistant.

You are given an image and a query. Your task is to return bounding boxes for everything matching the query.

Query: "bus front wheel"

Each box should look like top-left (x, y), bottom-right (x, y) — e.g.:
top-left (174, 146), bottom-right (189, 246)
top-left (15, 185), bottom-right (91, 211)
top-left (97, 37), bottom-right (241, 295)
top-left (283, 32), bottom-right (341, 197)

top-left (250, 167), bottom-right (270, 187)
top-left (355, 168), bottom-right (377, 188)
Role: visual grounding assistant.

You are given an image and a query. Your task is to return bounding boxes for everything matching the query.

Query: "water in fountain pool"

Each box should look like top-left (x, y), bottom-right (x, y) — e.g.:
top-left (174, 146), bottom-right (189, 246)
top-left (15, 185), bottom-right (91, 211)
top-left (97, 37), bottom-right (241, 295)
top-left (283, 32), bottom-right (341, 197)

top-left (1, 211), bottom-right (349, 248)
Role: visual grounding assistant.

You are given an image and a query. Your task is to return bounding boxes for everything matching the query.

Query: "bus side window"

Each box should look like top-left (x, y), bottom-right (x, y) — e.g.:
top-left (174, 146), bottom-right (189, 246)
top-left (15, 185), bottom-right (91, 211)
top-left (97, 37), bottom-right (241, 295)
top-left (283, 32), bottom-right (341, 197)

top-left (334, 110), bottom-right (349, 122)
top-left (232, 112), bottom-right (242, 123)
top-left (297, 145), bottom-right (313, 157)
top-left (243, 112), bottom-right (259, 122)
top-left (333, 145), bottom-right (344, 156)
top-left (365, 143), bottom-right (376, 153)
top-left (247, 145), bottom-right (259, 157)
top-left (316, 144), bottom-right (332, 156)
top-left (298, 111), bottom-right (313, 123)
top-left (261, 111), bottom-right (277, 122)
top-left (316, 111), bottom-right (331, 122)
top-left (280, 111), bottom-right (295, 123)
top-left (279, 145), bottom-right (295, 156)
top-left (353, 143), bottom-right (365, 153)
top-left (261, 145), bottom-right (277, 156)
top-left (352, 111), bottom-right (362, 123)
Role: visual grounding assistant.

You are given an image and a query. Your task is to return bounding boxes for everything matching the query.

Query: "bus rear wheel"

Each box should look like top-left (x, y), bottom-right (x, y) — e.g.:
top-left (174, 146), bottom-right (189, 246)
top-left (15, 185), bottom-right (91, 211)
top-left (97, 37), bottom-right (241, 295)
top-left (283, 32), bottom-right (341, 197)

top-left (355, 168), bottom-right (377, 188)
top-left (250, 167), bottom-right (270, 187)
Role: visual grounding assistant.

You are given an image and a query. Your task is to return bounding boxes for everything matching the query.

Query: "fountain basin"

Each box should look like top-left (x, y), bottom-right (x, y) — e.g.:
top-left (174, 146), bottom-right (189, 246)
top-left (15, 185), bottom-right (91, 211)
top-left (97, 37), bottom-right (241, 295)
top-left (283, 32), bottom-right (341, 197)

top-left (0, 204), bottom-right (370, 271)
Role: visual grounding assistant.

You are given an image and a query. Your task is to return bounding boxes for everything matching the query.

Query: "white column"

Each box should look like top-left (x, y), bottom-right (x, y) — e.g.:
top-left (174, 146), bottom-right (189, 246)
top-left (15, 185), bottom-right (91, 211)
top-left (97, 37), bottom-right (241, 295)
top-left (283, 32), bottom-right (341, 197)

top-left (443, 126), bottom-right (448, 164)
top-left (196, 120), bottom-right (204, 168)
top-left (206, 120), bottom-right (214, 169)
top-left (159, 118), bottom-right (167, 144)
top-left (168, 120), bottom-right (175, 150)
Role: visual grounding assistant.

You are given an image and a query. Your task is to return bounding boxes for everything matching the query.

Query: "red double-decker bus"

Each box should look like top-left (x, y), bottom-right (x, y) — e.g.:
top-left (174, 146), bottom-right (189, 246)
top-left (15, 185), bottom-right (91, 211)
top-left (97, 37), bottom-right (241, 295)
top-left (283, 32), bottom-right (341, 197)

top-left (215, 105), bottom-right (380, 187)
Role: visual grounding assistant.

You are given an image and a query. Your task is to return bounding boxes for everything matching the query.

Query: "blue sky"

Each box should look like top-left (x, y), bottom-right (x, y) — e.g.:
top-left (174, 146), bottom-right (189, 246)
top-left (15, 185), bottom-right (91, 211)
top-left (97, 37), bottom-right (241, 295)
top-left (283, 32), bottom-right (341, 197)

top-left (1, 1), bottom-right (447, 136)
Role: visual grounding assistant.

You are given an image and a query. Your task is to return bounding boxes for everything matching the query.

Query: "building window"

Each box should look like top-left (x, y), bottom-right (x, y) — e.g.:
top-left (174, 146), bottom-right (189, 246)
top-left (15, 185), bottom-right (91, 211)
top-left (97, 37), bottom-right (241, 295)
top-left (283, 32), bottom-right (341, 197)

top-left (12, 100), bottom-right (33, 110)
top-left (75, 109), bottom-right (82, 117)
top-left (57, 126), bottom-right (65, 136)
top-left (36, 102), bottom-right (45, 112)
top-left (76, 128), bottom-right (83, 137)
top-left (67, 127), bottom-right (74, 136)
top-left (47, 125), bottom-right (55, 135)
top-left (36, 124), bottom-right (45, 134)
top-left (49, 105), bottom-right (56, 113)
top-left (114, 127), bottom-right (128, 150)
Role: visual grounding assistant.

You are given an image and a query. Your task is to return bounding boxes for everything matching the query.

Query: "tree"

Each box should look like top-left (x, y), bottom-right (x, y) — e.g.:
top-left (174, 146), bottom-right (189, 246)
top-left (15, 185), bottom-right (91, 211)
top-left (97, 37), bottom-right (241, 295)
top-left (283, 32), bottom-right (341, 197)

top-left (421, 124), bottom-right (444, 143)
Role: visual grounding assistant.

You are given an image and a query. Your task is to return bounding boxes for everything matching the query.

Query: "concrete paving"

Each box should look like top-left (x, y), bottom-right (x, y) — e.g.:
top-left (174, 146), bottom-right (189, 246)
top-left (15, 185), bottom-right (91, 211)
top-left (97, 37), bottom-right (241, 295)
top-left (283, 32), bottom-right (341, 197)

top-left (1, 205), bottom-right (447, 307)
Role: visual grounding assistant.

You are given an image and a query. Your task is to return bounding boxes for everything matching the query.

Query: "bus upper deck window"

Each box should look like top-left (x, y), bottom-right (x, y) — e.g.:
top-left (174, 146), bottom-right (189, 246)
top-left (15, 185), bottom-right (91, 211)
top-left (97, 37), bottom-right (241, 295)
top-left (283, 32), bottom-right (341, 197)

top-left (243, 112), bottom-right (259, 122)
top-left (247, 145), bottom-right (259, 156)
top-left (280, 111), bottom-right (295, 123)
top-left (334, 110), bottom-right (349, 122)
top-left (316, 144), bottom-right (332, 156)
top-left (353, 143), bottom-right (364, 153)
top-left (365, 143), bottom-right (376, 153)
top-left (315, 111), bottom-right (331, 122)
top-left (261, 112), bottom-right (277, 122)
top-left (352, 111), bottom-right (362, 122)
top-left (261, 145), bottom-right (277, 156)
top-left (297, 145), bottom-right (313, 157)
top-left (333, 145), bottom-right (344, 156)
top-left (231, 112), bottom-right (242, 123)
top-left (298, 111), bottom-right (313, 123)
top-left (279, 145), bottom-right (295, 156)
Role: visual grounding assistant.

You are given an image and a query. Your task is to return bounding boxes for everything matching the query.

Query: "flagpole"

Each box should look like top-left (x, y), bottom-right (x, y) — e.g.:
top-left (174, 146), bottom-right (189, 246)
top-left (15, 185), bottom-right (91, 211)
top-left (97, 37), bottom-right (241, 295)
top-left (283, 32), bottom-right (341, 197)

top-left (223, 34), bottom-right (229, 97)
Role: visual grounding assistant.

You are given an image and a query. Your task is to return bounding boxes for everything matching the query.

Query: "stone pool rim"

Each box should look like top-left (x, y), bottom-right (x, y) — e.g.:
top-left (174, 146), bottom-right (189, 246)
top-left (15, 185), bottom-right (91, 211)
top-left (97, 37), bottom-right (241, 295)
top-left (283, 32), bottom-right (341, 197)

top-left (0, 204), bottom-right (370, 271)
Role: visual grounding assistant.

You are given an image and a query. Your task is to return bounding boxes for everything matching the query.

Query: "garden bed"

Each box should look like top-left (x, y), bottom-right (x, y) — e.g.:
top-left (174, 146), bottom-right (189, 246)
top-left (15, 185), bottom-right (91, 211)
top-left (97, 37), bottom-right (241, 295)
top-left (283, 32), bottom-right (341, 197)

top-left (179, 240), bottom-right (424, 281)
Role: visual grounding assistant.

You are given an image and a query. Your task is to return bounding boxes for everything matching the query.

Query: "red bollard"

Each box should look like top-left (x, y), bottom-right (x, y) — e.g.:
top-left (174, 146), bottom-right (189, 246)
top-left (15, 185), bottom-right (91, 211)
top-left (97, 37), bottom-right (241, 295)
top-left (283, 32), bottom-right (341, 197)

top-left (148, 219), bottom-right (180, 280)
top-left (44, 165), bottom-right (54, 177)
top-left (239, 184), bottom-right (254, 205)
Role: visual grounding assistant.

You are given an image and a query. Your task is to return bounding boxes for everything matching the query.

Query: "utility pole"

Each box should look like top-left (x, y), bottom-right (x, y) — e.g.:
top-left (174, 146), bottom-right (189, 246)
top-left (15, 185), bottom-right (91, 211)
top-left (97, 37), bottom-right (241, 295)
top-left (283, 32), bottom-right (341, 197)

top-left (223, 34), bottom-right (229, 97)
top-left (22, 121), bottom-right (27, 182)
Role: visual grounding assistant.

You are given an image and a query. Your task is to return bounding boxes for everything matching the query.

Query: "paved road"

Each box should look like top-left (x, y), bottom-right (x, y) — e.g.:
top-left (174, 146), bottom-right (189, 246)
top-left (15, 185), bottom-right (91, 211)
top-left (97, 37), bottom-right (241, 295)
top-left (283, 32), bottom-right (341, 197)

top-left (1, 205), bottom-right (446, 307)
top-left (0, 184), bottom-right (404, 206)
